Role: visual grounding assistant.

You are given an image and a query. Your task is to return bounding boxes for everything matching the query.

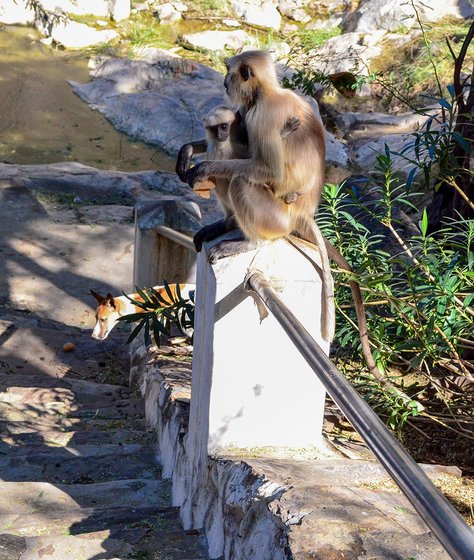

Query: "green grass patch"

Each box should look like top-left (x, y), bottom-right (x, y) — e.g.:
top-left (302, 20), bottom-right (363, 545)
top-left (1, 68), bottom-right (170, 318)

top-left (297, 26), bottom-right (341, 51)
top-left (189, 0), bottom-right (229, 11)
top-left (125, 18), bottom-right (172, 51)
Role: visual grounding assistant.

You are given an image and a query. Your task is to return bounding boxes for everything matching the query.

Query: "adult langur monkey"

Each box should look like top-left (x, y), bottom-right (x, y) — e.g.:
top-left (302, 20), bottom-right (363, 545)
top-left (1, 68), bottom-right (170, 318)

top-left (180, 50), bottom-right (335, 342)
top-left (181, 51), bottom-right (381, 377)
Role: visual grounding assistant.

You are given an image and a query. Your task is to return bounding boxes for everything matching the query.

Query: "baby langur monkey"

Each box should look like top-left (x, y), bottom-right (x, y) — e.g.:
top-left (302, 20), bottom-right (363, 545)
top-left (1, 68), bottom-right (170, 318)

top-left (176, 105), bottom-right (301, 218)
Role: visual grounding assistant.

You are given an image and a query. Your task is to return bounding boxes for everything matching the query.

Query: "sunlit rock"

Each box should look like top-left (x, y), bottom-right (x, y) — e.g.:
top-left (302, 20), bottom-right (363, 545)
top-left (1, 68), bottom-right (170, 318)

top-left (343, 0), bottom-right (474, 34)
top-left (180, 30), bottom-right (255, 53)
top-left (277, 0), bottom-right (310, 22)
top-left (39, 19), bottom-right (118, 49)
top-left (305, 32), bottom-right (382, 87)
top-left (39, 0), bottom-right (131, 21)
top-left (0, 0), bottom-right (35, 25)
top-left (229, 0), bottom-right (281, 31)
top-left (154, 1), bottom-right (187, 22)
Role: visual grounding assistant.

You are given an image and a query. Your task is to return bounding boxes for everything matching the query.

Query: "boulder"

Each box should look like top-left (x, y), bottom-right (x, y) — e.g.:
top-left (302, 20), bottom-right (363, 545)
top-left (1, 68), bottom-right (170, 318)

top-left (38, 19), bottom-right (118, 49)
top-left (0, 161), bottom-right (222, 224)
top-left (306, 15), bottom-right (344, 31)
top-left (320, 0), bottom-right (352, 10)
top-left (39, 0), bottom-right (131, 21)
top-left (277, 0), bottom-right (310, 22)
top-left (180, 30), bottom-right (254, 52)
top-left (337, 109), bottom-right (436, 177)
top-left (154, 1), bottom-right (187, 22)
top-left (353, 132), bottom-right (413, 175)
top-left (0, 0), bottom-right (35, 24)
top-left (335, 110), bottom-right (428, 133)
top-left (325, 131), bottom-right (348, 168)
top-left (306, 32), bottom-right (382, 84)
top-left (70, 55), bottom-right (226, 155)
top-left (343, 0), bottom-right (474, 35)
top-left (229, 0), bottom-right (281, 30)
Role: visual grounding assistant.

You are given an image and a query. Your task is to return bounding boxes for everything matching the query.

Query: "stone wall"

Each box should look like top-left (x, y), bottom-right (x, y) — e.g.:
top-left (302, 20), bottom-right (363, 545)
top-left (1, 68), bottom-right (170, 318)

top-left (130, 341), bottom-right (291, 560)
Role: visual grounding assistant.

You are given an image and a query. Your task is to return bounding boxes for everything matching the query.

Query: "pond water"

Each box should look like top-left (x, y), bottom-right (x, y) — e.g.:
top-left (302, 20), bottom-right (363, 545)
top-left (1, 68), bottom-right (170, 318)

top-left (0, 25), bottom-right (175, 172)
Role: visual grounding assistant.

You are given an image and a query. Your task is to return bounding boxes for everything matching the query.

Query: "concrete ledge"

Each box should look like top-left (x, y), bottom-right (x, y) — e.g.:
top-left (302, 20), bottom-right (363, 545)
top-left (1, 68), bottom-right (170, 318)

top-left (130, 340), bottom-right (456, 560)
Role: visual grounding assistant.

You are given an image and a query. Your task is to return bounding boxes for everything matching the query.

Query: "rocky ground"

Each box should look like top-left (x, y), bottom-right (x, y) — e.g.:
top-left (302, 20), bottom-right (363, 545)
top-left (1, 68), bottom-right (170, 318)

top-left (0, 171), bottom-right (210, 559)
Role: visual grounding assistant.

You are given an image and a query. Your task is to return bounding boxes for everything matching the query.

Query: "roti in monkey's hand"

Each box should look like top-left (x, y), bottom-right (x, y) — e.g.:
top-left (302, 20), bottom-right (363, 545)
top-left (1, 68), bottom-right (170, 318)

top-left (193, 179), bottom-right (216, 199)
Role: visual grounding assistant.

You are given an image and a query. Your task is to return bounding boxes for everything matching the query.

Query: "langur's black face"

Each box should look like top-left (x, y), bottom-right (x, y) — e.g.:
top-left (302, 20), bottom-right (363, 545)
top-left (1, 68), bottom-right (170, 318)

top-left (206, 123), bottom-right (231, 143)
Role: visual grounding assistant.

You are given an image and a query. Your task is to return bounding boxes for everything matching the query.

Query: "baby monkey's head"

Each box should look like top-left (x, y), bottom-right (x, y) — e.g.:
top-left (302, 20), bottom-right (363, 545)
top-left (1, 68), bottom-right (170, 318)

top-left (203, 105), bottom-right (237, 143)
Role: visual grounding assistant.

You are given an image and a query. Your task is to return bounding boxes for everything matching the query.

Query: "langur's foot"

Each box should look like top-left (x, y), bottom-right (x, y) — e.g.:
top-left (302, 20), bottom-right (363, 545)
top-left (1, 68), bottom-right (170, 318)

top-left (193, 220), bottom-right (231, 252)
top-left (207, 239), bottom-right (260, 264)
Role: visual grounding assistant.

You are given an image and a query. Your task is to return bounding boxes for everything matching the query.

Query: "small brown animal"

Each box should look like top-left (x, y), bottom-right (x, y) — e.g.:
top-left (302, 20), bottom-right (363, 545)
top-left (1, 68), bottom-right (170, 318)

top-left (90, 285), bottom-right (195, 340)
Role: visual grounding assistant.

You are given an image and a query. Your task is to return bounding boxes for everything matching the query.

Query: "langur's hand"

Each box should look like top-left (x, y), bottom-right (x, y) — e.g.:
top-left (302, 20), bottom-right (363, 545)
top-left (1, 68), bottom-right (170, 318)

top-left (176, 144), bottom-right (194, 182)
top-left (183, 162), bottom-right (208, 187)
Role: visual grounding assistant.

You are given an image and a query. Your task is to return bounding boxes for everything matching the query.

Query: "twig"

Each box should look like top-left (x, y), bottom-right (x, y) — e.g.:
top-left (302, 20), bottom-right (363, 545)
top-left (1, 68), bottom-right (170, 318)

top-left (444, 176), bottom-right (474, 212)
top-left (413, 414), bottom-right (474, 441)
top-left (407, 419), bottom-right (433, 440)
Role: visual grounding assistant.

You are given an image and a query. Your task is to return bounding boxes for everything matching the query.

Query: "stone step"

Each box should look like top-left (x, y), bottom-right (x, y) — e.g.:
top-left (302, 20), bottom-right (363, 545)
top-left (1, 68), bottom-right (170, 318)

top-left (0, 416), bottom-right (147, 433)
top-left (0, 443), bottom-right (153, 458)
top-left (0, 399), bottom-right (145, 422)
top-left (0, 532), bottom-right (132, 560)
top-left (0, 375), bottom-right (131, 409)
top-left (0, 448), bottom-right (161, 483)
top-left (68, 399), bottom-right (145, 419)
top-left (0, 429), bottom-right (155, 447)
top-left (0, 528), bottom-right (207, 560)
top-left (0, 320), bottom-right (129, 384)
top-left (244, 456), bottom-right (461, 487)
top-left (0, 479), bottom-right (171, 514)
top-left (0, 505), bottom-right (180, 538)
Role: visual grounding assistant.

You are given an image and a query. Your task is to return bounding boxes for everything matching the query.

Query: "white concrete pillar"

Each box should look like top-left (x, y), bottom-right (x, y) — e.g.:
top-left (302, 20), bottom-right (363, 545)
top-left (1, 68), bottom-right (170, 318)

top-left (182, 236), bottom-right (329, 529)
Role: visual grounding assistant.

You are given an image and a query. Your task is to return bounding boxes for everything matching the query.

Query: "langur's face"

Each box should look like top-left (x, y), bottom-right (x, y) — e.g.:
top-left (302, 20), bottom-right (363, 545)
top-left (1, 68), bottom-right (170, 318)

top-left (224, 53), bottom-right (263, 108)
top-left (206, 122), bottom-right (231, 143)
top-left (223, 56), bottom-right (246, 105)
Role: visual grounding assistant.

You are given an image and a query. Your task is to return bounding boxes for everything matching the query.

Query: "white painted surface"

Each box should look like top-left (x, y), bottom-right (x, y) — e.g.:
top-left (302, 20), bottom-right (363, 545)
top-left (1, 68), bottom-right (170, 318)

top-left (187, 238), bottom-right (329, 462)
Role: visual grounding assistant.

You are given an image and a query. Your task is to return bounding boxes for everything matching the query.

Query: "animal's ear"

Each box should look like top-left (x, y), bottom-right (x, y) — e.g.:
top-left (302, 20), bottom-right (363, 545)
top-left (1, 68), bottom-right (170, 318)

top-left (106, 293), bottom-right (116, 309)
top-left (239, 64), bottom-right (253, 81)
top-left (90, 289), bottom-right (104, 303)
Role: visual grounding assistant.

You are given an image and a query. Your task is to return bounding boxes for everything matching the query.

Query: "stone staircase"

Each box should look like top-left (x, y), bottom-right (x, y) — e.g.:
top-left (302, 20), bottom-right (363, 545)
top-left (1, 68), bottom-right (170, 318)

top-left (0, 315), bottom-right (208, 560)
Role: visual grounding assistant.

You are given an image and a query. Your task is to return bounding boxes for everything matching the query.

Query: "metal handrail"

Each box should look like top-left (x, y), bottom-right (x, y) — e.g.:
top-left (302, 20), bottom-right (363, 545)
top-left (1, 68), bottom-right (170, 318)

top-left (247, 270), bottom-right (474, 560)
top-left (155, 225), bottom-right (196, 252)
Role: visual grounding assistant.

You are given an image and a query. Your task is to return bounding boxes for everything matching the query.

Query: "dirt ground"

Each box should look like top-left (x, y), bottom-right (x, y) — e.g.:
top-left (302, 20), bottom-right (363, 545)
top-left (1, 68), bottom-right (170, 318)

top-left (0, 25), bottom-right (175, 172)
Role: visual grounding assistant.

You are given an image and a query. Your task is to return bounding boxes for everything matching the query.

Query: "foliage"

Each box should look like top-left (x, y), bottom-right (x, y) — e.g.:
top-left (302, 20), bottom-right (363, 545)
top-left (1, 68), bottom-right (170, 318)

top-left (282, 67), bottom-right (332, 96)
top-left (350, 373), bottom-right (424, 439)
top-left (117, 282), bottom-right (195, 346)
top-left (318, 145), bottom-right (474, 434)
top-left (122, 16), bottom-right (174, 53)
